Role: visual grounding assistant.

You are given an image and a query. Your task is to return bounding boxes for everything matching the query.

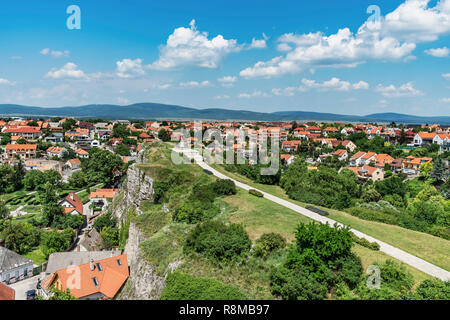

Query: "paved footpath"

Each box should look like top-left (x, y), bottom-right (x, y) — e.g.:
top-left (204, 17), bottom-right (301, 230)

top-left (175, 148), bottom-right (450, 281)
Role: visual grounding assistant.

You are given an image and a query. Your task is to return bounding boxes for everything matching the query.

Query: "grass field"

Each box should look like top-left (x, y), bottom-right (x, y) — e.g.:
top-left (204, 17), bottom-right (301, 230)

top-left (24, 248), bottom-right (47, 266)
top-left (212, 164), bottom-right (450, 271)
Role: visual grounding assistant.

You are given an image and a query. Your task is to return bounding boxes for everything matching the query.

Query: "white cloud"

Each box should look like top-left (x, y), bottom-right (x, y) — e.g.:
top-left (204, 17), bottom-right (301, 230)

top-left (442, 73), bottom-right (450, 79)
top-left (249, 34), bottom-right (268, 49)
top-left (149, 20), bottom-right (241, 70)
top-left (0, 78), bottom-right (15, 85)
top-left (441, 97), bottom-right (450, 103)
top-left (40, 48), bottom-right (70, 58)
top-left (179, 80), bottom-right (211, 88)
top-left (425, 47), bottom-right (450, 57)
top-left (376, 82), bottom-right (423, 97)
top-left (214, 95), bottom-right (230, 99)
top-left (116, 58), bottom-right (145, 78)
top-left (217, 76), bottom-right (237, 87)
top-left (240, 0), bottom-right (450, 79)
top-left (238, 90), bottom-right (270, 98)
top-left (272, 78), bottom-right (369, 95)
top-left (45, 63), bottom-right (86, 79)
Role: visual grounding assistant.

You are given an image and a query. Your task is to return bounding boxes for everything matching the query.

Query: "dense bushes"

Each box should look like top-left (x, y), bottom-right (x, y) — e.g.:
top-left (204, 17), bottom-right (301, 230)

top-left (212, 179), bottom-right (237, 196)
top-left (351, 234), bottom-right (380, 251)
top-left (254, 233), bottom-right (286, 257)
top-left (225, 163), bottom-right (281, 185)
top-left (415, 279), bottom-right (450, 300)
top-left (161, 272), bottom-right (247, 300)
top-left (270, 222), bottom-right (361, 300)
top-left (184, 221), bottom-right (251, 264)
top-left (280, 161), bottom-right (359, 210)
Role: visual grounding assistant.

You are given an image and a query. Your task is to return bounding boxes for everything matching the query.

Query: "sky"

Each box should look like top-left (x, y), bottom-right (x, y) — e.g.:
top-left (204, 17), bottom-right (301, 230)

top-left (0, 0), bottom-right (449, 116)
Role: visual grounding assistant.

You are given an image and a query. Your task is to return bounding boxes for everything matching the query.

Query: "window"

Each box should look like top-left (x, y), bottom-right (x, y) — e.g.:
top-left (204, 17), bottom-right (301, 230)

top-left (92, 277), bottom-right (99, 286)
top-left (96, 263), bottom-right (102, 271)
top-left (117, 259), bottom-right (122, 266)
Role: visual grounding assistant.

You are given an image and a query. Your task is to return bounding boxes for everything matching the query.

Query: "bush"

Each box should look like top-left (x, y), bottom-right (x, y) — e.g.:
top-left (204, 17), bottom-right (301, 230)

top-left (249, 189), bottom-right (263, 197)
top-left (212, 179), bottom-right (237, 196)
top-left (160, 272), bottom-right (247, 300)
top-left (93, 213), bottom-right (117, 232)
top-left (173, 200), bottom-right (219, 224)
top-left (415, 279), bottom-right (450, 300)
top-left (270, 266), bottom-right (328, 300)
top-left (336, 253), bottom-right (363, 289)
top-left (184, 221), bottom-right (251, 264)
top-left (351, 234), bottom-right (380, 251)
top-left (254, 233), bottom-right (286, 258)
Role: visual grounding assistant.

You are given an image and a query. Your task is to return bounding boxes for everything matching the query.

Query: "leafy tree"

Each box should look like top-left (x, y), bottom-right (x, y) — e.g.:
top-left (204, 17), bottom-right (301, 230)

top-left (41, 228), bottom-right (73, 259)
top-left (100, 226), bottom-right (119, 249)
top-left (1, 222), bottom-right (41, 254)
top-left (115, 143), bottom-right (131, 156)
top-left (0, 199), bottom-right (10, 220)
top-left (38, 182), bottom-right (62, 226)
top-left (82, 148), bottom-right (123, 185)
top-left (158, 128), bottom-right (171, 142)
top-left (23, 170), bottom-right (47, 190)
top-left (46, 288), bottom-right (77, 300)
top-left (254, 233), bottom-right (286, 258)
top-left (184, 221), bottom-right (251, 264)
top-left (430, 156), bottom-right (448, 183)
top-left (375, 175), bottom-right (406, 198)
top-left (68, 171), bottom-right (88, 189)
top-left (93, 212), bottom-right (117, 232)
top-left (212, 179), bottom-right (237, 196)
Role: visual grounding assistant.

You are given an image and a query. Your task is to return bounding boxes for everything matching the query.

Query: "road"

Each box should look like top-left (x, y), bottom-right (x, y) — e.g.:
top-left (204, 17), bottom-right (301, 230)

top-left (8, 274), bottom-right (42, 300)
top-left (174, 147), bottom-right (450, 282)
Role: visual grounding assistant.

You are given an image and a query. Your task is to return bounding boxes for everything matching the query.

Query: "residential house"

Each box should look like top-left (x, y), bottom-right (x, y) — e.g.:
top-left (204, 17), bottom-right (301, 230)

top-left (390, 158), bottom-right (404, 172)
top-left (349, 151), bottom-right (366, 166)
top-left (333, 149), bottom-right (348, 161)
top-left (76, 148), bottom-right (89, 159)
top-left (281, 140), bottom-right (301, 152)
top-left (360, 152), bottom-right (377, 165)
top-left (24, 159), bottom-right (63, 174)
top-left (40, 254), bottom-right (129, 300)
top-left (375, 153), bottom-right (394, 170)
top-left (66, 159), bottom-right (81, 170)
top-left (403, 156), bottom-right (433, 175)
top-left (5, 144), bottom-right (37, 161)
top-left (3, 126), bottom-right (42, 140)
top-left (433, 133), bottom-right (450, 151)
top-left (47, 146), bottom-right (66, 159)
top-left (344, 165), bottom-right (385, 182)
top-left (0, 247), bottom-right (34, 285)
top-left (413, 132), bottom-right (436, 147)
top-left (59, 192), bottom-right (83, 215)
top-left (281, 154), bottom-right (295, 166)
top-left (44, 132), bottom-right (64, 143)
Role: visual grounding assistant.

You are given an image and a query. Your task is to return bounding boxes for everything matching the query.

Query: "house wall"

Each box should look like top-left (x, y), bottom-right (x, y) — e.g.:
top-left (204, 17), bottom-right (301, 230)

top-left (0, 263), bottom-right (34, 284)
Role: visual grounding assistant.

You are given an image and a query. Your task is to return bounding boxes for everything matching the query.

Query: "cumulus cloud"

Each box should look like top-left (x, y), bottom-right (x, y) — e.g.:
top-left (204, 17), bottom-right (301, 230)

top-left (40, 48), bottom-right (70, 58)
top-left (45, 63), bottom-right (86, 79)
top-left (425, 47), bottom-right (450, 57)
top-left (214, 95), bottom-right (230, 99)
top-left (240, 0), bottom-right (450, 79)
top-left (238, 90), bottom-right (270, 98)
top-left (217, 76), bottom-right (237, 87)
top-left (272, 78), bottom-right (369, 96)
top-left (149, 20), bottom-right (241, 70)
top-left (376, 82), bottom-right (423, 97)
top-left (249, 34), bottom-right (268, 49)
top-left (116, 58), bottom-right (146, 78)
top-left (179, 80), bottom-right (211, 88)
top-left (441, 97), bottom-right (450, 103)
top-left (0, 78), bottom-right (15, 85)
top-left (443, 73), bottom-right (450, 79)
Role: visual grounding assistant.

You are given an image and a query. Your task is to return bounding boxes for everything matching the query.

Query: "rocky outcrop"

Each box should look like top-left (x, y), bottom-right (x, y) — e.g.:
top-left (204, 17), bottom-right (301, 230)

top-left (118, 223), bottom-right (166, 300)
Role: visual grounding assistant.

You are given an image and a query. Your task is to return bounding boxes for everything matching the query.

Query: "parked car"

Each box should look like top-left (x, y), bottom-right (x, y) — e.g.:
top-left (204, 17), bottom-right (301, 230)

top-left (26, 290), bottom-right (36, 300)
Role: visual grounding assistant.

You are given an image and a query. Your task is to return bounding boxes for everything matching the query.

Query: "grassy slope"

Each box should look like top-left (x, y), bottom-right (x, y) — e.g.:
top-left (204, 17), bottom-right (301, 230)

top-left (211, 164), bottom-right (450, 271)
top-left (134, 144), bottom-right (435, 299)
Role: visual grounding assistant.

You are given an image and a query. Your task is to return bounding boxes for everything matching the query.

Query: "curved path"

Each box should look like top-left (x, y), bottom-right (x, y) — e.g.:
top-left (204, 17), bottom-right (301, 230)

top-left (175, 148), bottom-right (450, 281)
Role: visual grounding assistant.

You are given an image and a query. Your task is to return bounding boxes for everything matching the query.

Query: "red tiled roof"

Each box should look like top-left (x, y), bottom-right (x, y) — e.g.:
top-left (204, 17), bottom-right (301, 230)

top-left (0, 283), bottom-right (15, 300)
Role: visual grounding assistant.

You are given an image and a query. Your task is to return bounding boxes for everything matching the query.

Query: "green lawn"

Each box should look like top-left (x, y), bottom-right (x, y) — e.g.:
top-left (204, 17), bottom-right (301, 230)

top-left (24, 248), bottom-right (47, 266)
top-left (212, 164), bottom-right (450, 271)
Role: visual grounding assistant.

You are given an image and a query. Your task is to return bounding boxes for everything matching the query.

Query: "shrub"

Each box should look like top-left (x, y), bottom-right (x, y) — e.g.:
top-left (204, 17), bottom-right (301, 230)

top-left (415, 279), bottom-right (450, 300)
top-left (173, 200), bottom-right (219, 224)
top-left (254, 233), bottom-right (286, 257)
top-left (351, 234), bottom-right (380, 251)
top-left (160, 272), bottom-right (247, 300)
top-left (184, 221), bottom-right (251, 264)
top-left (270, 266), bottom-right (328, 300)
top-left (336, 253), bottom-right (363, 289)
top-left (212, 179), bottom-right (237, 196)
top-left (249, 189), bottom-right (263, 197)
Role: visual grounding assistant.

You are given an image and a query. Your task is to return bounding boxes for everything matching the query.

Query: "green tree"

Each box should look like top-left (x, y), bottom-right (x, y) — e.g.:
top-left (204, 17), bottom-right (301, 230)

top-left (0, 199), bottom-right (10, 219)
top-left (430, 156), bottom-right (448, 183)
top-left (100, 226), bottom-right (119, 249)
top-left (158, 128), bottom-right (171, 142)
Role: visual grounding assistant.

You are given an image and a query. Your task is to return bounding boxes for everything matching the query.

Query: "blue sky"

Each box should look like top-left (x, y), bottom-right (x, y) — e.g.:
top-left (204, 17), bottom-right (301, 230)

top-left (0, 0), bottom-right (449, 116)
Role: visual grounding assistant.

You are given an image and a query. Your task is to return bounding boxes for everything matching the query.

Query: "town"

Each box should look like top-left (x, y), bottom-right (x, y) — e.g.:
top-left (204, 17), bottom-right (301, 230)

top-left (0, 116), bottom-right (448, 300)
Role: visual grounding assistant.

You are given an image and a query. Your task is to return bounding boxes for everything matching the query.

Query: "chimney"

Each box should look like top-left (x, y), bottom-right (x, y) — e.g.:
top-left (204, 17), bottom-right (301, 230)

top-left (70, 193), bottom-right (74, 201)
top-left (90, 259), bottom-right (95, 271)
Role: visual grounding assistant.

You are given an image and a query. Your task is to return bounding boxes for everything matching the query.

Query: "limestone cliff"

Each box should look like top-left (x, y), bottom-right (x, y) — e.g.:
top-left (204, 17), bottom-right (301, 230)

top-left (118, 223), bottom-right (166, 300)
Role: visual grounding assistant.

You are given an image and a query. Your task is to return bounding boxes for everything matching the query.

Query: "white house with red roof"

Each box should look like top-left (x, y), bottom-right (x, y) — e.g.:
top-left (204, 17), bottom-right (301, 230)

top-left (59, 192), bottom-right (83, 215)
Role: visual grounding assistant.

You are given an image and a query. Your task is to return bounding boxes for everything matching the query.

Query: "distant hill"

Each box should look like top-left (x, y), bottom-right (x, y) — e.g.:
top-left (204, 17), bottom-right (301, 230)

top-left (0, 103), bottom-right (449, 124)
